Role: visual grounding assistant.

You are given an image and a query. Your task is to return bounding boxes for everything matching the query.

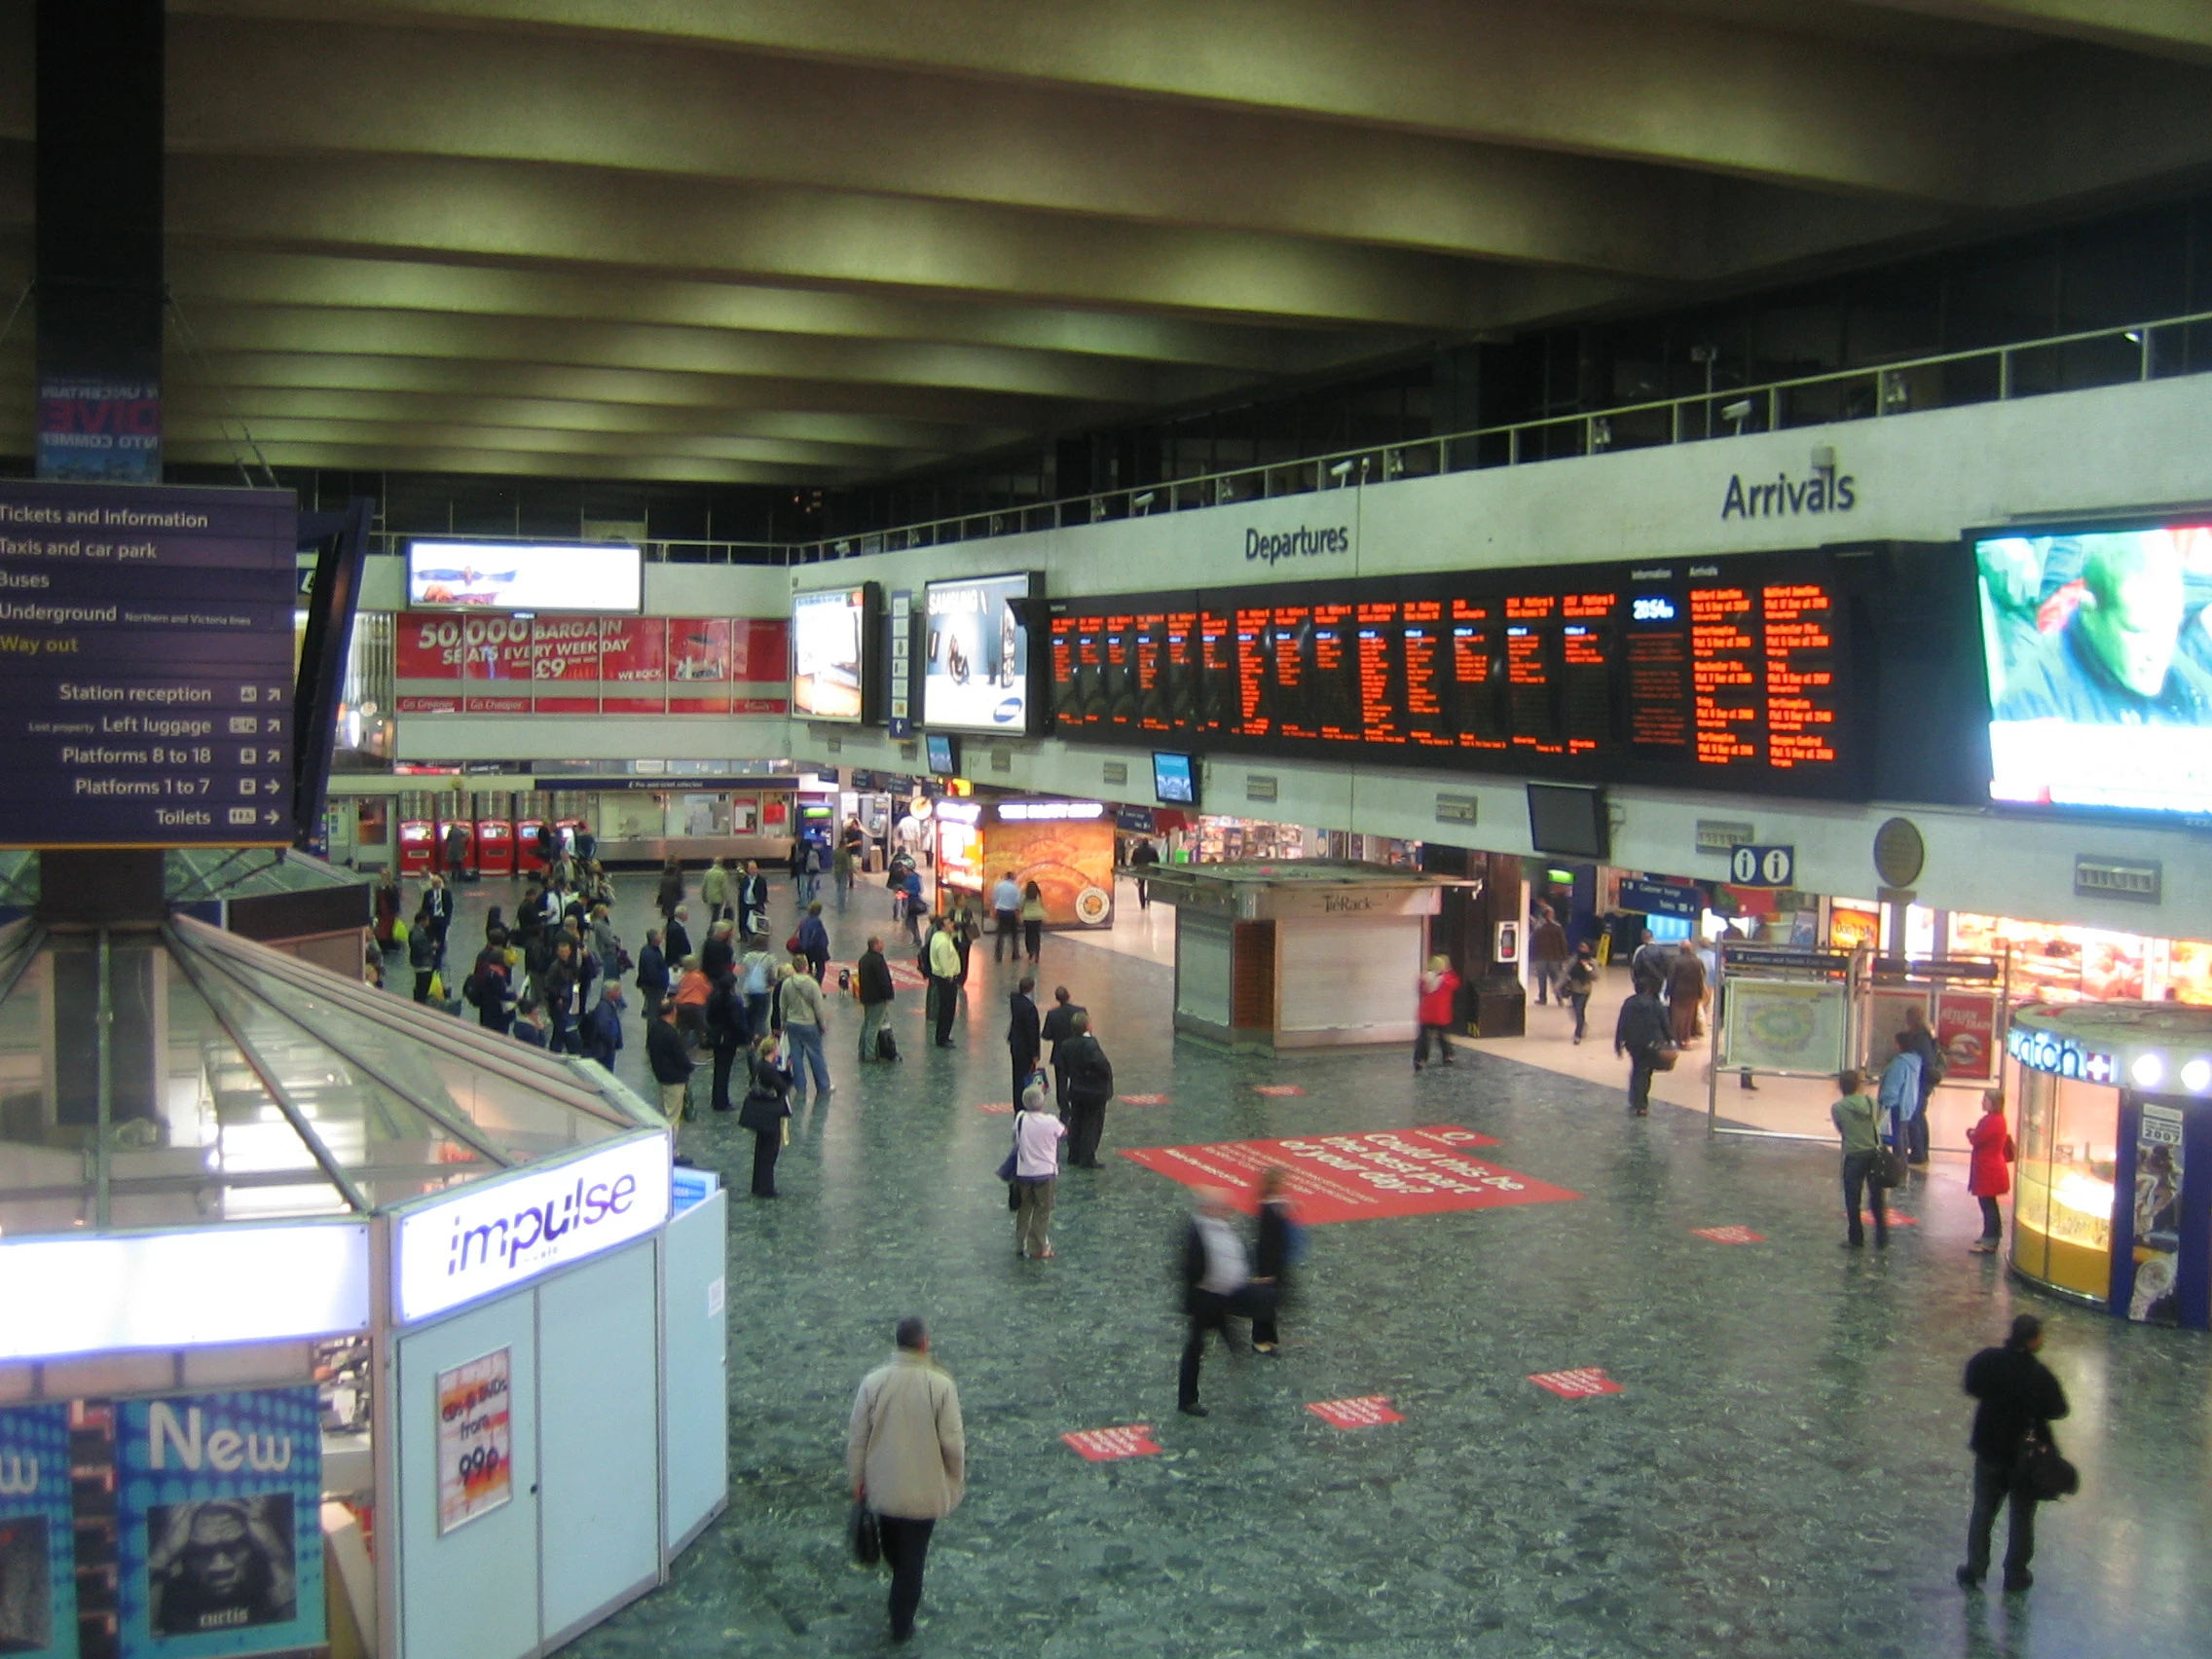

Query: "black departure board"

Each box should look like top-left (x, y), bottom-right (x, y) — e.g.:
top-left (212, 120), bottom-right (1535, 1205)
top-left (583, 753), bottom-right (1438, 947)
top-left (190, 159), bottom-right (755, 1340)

top-left (1046, 550), bottom-right (1863, 798)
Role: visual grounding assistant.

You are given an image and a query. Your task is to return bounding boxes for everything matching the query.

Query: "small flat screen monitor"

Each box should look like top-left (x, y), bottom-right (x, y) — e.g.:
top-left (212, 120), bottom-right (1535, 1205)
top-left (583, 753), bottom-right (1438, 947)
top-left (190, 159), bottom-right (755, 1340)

top-left (924, 732), bottom-right (959, 776)
top-left (1976, 518), bottom-right (2212, 815)
top-left (1152, 752), bottom-right (1198, 806)
top-left (406, 539), bottom-right (642, 612)
top-left (1527, 783), bottom-right (1608, 860)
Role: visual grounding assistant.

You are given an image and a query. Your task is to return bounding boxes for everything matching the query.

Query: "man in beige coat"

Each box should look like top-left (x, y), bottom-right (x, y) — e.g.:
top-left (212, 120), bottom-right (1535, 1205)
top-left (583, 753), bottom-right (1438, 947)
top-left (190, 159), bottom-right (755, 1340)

top-left (847, 1316), bottom-right (965, 1642)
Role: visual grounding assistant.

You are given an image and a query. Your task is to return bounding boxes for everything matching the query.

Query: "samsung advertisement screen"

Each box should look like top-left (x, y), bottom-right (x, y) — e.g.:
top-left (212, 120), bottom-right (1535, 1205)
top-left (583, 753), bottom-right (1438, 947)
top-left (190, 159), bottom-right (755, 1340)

top-left (1153, 752), bottom-right (1197, 805)
top-left (408, 540), bottom-right (643, 612)
top-left (923, 572), bottom-right (1032, 731)
top-left (792, 587), bottom-right (867, 722)
top-left (1978, 523), bottom-right (2212, 814)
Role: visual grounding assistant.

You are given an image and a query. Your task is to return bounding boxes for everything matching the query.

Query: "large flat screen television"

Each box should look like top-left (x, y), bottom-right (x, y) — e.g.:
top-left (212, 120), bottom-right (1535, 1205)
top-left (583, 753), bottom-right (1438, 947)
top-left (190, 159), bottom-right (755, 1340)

top-left (1975, 517), bottom-right (2212, 816)
top-left (1527, 783), bottom-right (1608, 860)
top-left (791, 583), bottom-right (878, 723)
top-left (1152, 751), bottom-right (1198, 806)
top-left (921, 571), bottom-right (1041, 732)
top-left (406, 540), bottom-right (642, 612)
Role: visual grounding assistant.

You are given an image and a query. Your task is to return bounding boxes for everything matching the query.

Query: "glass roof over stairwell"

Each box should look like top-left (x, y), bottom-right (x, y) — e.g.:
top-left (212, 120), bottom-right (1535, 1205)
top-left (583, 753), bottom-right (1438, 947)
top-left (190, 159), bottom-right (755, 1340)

top-left (0, 913), bottom-right (658, 1238)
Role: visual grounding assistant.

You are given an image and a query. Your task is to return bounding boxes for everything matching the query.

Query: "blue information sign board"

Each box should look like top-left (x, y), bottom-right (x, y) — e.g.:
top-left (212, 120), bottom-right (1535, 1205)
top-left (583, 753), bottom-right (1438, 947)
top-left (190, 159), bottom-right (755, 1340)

top-left (0, 481), bottom-right (296, 847)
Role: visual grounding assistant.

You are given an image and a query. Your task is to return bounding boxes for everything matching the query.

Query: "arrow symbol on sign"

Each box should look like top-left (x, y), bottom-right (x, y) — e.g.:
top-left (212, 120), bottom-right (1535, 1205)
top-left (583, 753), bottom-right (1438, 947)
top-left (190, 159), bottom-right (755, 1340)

top-left (263, 810), bottom-right (282, 825)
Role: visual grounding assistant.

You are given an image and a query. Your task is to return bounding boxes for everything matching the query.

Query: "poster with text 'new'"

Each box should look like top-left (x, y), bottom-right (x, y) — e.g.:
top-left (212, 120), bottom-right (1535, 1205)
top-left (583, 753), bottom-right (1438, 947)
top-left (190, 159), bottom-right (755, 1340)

top-left (436, 1349), bottom-right (514, 1534)
top-left (114, 1388), bottom-right (324, 1659)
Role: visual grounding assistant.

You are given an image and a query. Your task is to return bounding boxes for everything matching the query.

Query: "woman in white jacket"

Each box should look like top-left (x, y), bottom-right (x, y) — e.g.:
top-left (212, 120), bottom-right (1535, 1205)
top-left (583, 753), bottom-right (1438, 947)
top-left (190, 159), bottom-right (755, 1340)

top-left (1012, 1083), bottom-right (1068, 1259)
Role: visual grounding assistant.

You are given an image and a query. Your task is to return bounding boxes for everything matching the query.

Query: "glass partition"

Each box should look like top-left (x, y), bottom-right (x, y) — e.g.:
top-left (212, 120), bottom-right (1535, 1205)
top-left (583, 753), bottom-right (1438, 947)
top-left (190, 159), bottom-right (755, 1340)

top-left (2011, 1064), bottom-right (2118, 1300)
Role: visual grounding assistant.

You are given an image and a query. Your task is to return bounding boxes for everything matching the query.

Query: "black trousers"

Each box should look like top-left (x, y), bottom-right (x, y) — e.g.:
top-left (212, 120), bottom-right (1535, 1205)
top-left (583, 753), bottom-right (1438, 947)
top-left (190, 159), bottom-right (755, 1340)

top-left (1977, 1196), bottom-right (2004, 1241)
top-left (711, 1039), bottom-right (739, 1111)
top-left (875, 1515), bottom-right (936, 1639)
top-left (932, 976), bottom-right (957, 1045)
top-left (1842, 1150), bottom-right (1889, 1245)
top-left (1023, 919), bottom-right (1042, 959)
top-left (1907, 1110), bottom-right (1932, 1164)
top-left (1012, 1049), bottom-right (1040, 1108)
top-left (413, 970), bottom-right (433, 1004)
top-left (1568, 992), bottom-right (1590, 1039)
top-left (1250, 1283), bottom-right (1282, 1347)
top-left (1051, 1055), bottom-right (1072, 1115)
top-left (751, 1127), bottom-right (780, 1198)
top-left (994, 910), bottom-right (1018, 960)
top-left (1414, 1024), bottom-right (1454, 1064)
top-left (1626, 1050), bottom-right (1655, 1113)
top-left (1965, 1455), bottom-right (2037, 1583)
top-left (1067, 1095), bottom-right (1106, 1166)
top-left (1179, 1290), bottom-right (1244, 1408)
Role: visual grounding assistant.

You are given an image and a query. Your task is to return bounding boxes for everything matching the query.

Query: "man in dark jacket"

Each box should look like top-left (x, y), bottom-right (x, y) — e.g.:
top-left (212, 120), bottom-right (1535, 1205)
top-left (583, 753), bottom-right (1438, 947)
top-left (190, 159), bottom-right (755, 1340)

top-left (407, 906), bottom-right (439, 1003)
top-left (1613, 975), bottom-right (1671, 1117)
top-left (1041, 986), bottom-right (1087, 1116)
top-left (422, 873), bottom-right (455, 968)
top-left (1959, 1314), bottom-right (2069, 1594)
top-left (1528, 903), bottom-right (1568, 1004)
top-left (1899, 1004), bottom-right (1945, 1166)
top-left (1057, 1013), bottom-right (1113, 1167)
top-left (857, 936), bottom-right (896, 1062)
top-left (635, 928), bottom-right (669, 1021)
top-left (664, 905), bottom-right (693, 968)
top-left (700, 920), bottom-right (737, 983)
top-left (706, 968), bottom-right (748, 1113)
top-left (736, 861), bottom-right (770, 939)
top-left (1007, 976), bottom-right (1042, 1107)
top-left (467, 945), bottom-right (514, 1033)
top-left (795, 901), bottom-right (831, 983)
top-left (646, 998), bottom-right (694, 1123)
top-left (1177, 1188), bottom-right (1249, 1417)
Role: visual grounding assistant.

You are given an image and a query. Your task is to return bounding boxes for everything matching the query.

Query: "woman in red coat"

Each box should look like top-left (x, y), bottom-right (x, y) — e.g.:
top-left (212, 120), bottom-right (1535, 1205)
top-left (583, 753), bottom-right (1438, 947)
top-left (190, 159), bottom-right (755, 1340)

top-left (1415, 954), bottom-right (1461, 1071)
top-left (1966, 1089), bottom-right (2014, 1254)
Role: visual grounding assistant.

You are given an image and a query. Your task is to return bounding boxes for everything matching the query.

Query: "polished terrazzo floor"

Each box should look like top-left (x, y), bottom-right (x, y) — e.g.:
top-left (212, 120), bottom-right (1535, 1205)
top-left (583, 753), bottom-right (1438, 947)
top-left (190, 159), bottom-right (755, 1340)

top-left (428, 869), bottom-right (2212, 1659)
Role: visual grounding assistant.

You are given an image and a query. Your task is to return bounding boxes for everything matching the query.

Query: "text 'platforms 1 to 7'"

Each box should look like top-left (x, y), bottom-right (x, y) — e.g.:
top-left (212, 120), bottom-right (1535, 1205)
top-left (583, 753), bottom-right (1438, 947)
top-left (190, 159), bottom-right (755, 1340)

top-left (0, 481), bottom-right (297, 846)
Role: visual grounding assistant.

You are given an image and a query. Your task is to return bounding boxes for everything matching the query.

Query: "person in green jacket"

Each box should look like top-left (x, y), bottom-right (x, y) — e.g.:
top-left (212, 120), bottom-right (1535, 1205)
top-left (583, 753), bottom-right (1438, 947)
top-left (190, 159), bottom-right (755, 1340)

top-left (1831, 1069), bottom-right (1889, 1248)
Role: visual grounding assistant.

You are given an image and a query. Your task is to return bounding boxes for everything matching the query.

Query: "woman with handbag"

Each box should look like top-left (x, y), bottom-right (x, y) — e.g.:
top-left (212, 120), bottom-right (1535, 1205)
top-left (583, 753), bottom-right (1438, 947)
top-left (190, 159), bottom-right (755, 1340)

top-left (1009, 1084), bottom-right (1067, 1259)
top-left (1829, 1068), bottom-right (1890, 1248)
top-left (1966, 1089), bottom-right (2015, 1254)
top-left (737, 1034), bottom-right (793, 1198)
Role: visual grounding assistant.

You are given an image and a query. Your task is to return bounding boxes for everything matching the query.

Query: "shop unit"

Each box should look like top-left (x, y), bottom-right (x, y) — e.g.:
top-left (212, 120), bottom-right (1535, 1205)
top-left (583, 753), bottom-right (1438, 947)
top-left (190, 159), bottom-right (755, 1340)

top-left (930, 796), bottom-right (1119, 927)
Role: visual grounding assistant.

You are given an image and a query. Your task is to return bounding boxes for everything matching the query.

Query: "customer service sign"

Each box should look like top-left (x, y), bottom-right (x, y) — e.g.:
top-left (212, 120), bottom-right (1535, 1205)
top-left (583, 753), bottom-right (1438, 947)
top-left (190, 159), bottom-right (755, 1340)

top-left (394, 1137), bottom-right (671, 1325)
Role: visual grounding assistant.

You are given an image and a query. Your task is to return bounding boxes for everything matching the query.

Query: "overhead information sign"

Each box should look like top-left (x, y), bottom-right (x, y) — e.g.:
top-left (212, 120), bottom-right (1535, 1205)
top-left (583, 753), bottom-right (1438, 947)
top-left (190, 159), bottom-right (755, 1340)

top-left (0, 480), bottom-right (297, 847)
top-left (1047, 550), bottom-right (1862, 798)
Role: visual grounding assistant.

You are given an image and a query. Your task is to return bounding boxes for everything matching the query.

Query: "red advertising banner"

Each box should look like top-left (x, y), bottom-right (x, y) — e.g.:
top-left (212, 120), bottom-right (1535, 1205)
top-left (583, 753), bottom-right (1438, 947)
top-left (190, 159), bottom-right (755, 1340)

top-left (1121, 1126), bottom-right (1576, 1225)
top-left (600, 616), bottom-right (667, 714)
top-left (1307, 1395), bottom-right (1403, 1428)
top-left (1529, 1368), bottom-right (1623, 1399)
top-left (1935, 987), bottom-right (1999, 1081)
top-left (1061, 1425), bottom-right (1161, 1461)
top-left (390, 612), bottom-right (790, 717)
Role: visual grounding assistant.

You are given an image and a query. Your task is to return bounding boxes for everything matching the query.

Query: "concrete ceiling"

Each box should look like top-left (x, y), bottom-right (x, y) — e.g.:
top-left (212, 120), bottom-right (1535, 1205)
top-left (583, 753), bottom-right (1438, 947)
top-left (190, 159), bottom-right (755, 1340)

top-left (1, 0), bottom-right (2209, 485)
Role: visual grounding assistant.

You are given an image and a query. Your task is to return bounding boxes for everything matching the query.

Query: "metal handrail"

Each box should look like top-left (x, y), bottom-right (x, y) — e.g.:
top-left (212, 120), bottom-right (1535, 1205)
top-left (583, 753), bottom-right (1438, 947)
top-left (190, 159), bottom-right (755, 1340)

top-left (350, 305), bottom-right (2211, 569)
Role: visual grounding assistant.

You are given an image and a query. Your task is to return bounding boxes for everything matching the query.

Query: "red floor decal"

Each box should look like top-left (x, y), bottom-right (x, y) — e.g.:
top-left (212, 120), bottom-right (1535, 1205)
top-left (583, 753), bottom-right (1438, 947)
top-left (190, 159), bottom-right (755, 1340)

top-left (1121, 1093), bottom-right (1169, 1105)
top-left (1121, 1125), bottom-right (1570, 1224)
top-left (1880, 1213), bottom-right (1919, 1226)
top-left (1307, 1395), bottom-right (1404, 1428)
top-left (1691, 1226), bottom-right (1765, 1244)
top-left (1529, 1368), bottom-right (1623, 1399)
top-left (976, 1101), bottom-right (1014, 1114)
top-left (1250, 1085), bottom-right (1306, 1097)
top-left (1062, 1425), bottom-right (1161, 1461)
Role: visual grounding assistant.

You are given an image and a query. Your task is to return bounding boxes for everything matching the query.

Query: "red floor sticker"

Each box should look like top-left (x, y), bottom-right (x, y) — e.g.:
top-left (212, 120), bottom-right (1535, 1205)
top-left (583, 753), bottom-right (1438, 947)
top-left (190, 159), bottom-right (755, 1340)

top-left (1121, 1125), bottom-right (1567, 1224)
top-left (1121, 1093), bottom-right (1169, 1105)
top-left (976, 1101), bottom-right (1014, 1114)
top-left (1691, 1226), bottom-right (1765, 1244)
top-left (1250, 1085), bottom-right (1306, 1097)
top-left (1530, 1368), bottom-right (1623, 1399)
top-left (1879, 1213), bottom-right (1919, 1226)
top-left (1061, 1425), bottom-right (1161, 1461)
top-left (1307, 1395), bottom-right (1404, 1428)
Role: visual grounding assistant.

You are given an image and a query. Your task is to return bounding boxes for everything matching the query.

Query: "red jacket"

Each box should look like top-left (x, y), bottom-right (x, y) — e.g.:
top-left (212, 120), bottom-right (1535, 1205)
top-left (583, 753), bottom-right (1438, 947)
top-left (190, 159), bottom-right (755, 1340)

top-left (1417, 970), bottom-right (1460, 1026)
top-left (1967, 1112), bottom-right (2013, 1198)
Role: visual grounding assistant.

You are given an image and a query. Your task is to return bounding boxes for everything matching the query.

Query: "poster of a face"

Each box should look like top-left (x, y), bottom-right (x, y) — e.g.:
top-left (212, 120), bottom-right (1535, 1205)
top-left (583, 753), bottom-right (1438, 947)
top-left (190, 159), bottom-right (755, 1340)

top-left (0, 1404), bottom-right (75, 1659)
top-left (435, 1349), bottom-right (514, 1535)
top-left (115, 1389), bottom-right (323, 1659)
top-left (923, 573), bottom-right (1031, 730)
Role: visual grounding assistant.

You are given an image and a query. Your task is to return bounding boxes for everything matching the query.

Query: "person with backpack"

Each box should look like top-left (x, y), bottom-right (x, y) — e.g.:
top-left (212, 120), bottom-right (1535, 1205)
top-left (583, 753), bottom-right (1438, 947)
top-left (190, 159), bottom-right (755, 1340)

top-left (738, 1034), bottom-right (794, 1198)
top-left (1830, 1067), bottom-right (1889, 1248)
top-left (1057, 1012), bottom-right (1114, 1168)
top-left (706, 964), bottom-right (749, 1114)
top-left (800, 837), bottom-right (827, 905)
top-left (796, 900), bottom-right (831, 984)
top-left (1966, 1090), bottom-right (2014, 1254)
top-left (1958, 1314), bottom-right (2069, 1594)
top-left (741, 934), bottom-right (777, 1037)
top-left (857, 936), bottom-right (897, 1063)
top-left (1900, 1004), bottom-right (1947, 1165)
top-left (1249, 1166), bottom-right (1304, 1354)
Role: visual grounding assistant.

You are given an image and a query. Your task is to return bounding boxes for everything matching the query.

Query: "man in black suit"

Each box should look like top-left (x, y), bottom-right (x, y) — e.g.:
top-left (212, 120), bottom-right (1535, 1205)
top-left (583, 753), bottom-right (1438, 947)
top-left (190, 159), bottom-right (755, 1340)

top-left (663, 904), bottom-right (693, 968)
top-left (736, 861), bottom-right (771, 939)
top-left (1056, 1013), bottom-right (1113, 1168)
top-left (1007, 976), bottom-right (1042, 1106)
top-left (1040, 985), bottom-right (1086, 1116)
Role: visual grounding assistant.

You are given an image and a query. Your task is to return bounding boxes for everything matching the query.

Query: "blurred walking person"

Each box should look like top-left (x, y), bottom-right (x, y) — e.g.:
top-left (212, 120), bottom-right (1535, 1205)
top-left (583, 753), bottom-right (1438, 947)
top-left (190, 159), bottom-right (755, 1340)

top-left (1414, 954), bottom-right (1459, 1071)
top-left (847, 1317), bottom-right (965, 1644)
top-left (1176, 1188), bottom-right (1250, 1417)
top-left (1249, 1167), bottom-right (1304, 1355)
top-left (1613, 973), bottom-right (1671, 1117)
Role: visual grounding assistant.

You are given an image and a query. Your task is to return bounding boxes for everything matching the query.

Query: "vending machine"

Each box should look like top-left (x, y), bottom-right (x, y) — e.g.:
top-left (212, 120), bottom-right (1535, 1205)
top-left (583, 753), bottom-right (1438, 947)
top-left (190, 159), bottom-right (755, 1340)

top-left (397, 789), bottom-right (435, 874)
top-left (515, 791), bottom-right (550, 874)
top-left (474, 791), bottom-right (515, 877)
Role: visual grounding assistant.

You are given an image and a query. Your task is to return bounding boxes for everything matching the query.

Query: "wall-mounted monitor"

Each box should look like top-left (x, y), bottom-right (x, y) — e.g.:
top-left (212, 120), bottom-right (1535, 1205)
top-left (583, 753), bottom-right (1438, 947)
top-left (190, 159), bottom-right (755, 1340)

top-left (924, 732), bottom-right (960, 776)
top-left (1152, 751), bottom-right (1198, 806)
top-left (791, 582), bottom-right (880, 723)
top-left (1527, 783), bottom-right (1608, 860)
top-left (921, 571), bottom-right (1043, 733)
top-left (406, 539), bottom-right (642, 613)
top-left (1975, 517), bottom-right (2212, 816)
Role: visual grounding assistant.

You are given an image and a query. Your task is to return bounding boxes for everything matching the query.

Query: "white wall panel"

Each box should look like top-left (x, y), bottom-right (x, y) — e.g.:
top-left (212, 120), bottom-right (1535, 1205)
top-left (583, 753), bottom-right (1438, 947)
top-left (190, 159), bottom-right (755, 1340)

top-left (1276, 916), bottom-right (1420, 1036)
top-left (1175, 912), bottom-right (1233, 1024)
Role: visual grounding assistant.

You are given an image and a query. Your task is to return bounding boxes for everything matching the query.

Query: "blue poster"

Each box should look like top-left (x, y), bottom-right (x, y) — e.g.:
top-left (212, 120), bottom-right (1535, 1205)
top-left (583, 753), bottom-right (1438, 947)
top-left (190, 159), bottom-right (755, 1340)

top-left (0, 1402), bottom-right (76, 1659)
top-left (114, 1389), bottom-right (323, 1659)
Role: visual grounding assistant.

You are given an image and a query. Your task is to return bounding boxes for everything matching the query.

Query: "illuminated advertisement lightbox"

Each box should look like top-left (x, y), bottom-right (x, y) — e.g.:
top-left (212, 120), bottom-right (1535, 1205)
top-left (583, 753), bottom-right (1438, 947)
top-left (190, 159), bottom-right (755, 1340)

top-left (792, 584), bottom-right (877, 723)
top-left (922, 571), bottom-right (1039, 732)
top-left (1977, 519), bottom-right (2212, 815)
top-left (407, 540), bottom-right (643, 613)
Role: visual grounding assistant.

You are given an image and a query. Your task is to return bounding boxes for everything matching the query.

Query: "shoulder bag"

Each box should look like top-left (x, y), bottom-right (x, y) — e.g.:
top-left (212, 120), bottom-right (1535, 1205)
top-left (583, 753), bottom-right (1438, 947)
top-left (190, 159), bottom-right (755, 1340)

top-left (2018, 1427), bottom-right (2079, 1501)
top-left (1872, 1144), bottom-right (1908, 1188)
top-left (848, 1500), bottom-right (880, 1567)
